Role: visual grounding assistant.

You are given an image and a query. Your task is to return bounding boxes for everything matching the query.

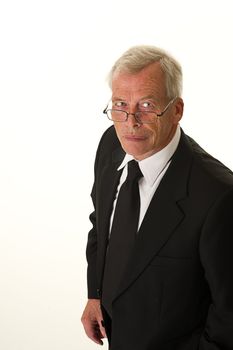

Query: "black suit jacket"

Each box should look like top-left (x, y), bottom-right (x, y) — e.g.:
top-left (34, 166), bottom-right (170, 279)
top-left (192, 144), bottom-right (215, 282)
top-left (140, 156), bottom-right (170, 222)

top-left (86, 126), bottom-right (233, 350)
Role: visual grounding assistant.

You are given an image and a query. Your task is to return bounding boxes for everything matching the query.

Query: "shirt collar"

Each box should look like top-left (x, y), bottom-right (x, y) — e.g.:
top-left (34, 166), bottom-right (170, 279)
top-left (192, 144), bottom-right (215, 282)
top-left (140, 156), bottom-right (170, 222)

top-left (118, 125), bottom-right (181, 186)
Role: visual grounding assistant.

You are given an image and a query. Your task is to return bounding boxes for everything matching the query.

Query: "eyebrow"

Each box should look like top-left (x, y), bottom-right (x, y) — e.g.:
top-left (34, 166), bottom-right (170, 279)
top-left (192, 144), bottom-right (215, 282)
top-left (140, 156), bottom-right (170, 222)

top-left (112, 97), bottom-right (128, 102)
top-left (139, 95), bottom-right (160, 103)
top-left (112, 95), bottom-right (160, 103)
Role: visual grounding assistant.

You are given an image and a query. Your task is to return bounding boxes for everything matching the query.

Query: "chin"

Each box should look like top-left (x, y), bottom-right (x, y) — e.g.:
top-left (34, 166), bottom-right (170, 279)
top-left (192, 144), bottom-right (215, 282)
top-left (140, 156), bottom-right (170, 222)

top-left (123, 147), bottom-right (147, 160)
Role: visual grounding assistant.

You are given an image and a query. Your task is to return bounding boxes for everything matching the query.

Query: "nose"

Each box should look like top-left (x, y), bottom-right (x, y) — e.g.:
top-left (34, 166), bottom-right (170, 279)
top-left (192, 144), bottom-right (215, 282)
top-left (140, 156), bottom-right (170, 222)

top-left (126, 113), bottom-right (142, 127)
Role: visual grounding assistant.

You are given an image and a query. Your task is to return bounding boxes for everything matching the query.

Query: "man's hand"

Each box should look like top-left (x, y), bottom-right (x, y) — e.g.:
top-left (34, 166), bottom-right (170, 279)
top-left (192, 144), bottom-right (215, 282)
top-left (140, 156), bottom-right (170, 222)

top-left (81, 299), bottom-right (107, 345)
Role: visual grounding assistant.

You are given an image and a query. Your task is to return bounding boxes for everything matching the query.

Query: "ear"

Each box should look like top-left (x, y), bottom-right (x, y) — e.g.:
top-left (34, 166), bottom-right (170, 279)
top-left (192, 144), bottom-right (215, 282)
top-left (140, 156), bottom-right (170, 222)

top-left (173, 98), bottom-right (184, 123)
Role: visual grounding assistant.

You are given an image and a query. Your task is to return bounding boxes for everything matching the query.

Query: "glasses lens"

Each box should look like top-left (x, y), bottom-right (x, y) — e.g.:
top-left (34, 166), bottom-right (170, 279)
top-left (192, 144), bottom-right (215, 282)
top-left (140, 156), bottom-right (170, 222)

top-left (107, 110), bottom-right (127, 121)
top-left (105, 109), bottom-right (158, 123)
top-left (136, 111), bottom-right (157, 123)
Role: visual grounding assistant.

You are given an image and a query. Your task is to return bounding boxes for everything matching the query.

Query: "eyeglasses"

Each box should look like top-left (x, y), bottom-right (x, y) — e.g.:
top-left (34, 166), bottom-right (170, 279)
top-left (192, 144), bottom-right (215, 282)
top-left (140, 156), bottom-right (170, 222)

top-left (103, 97), bottom-right (177, 124)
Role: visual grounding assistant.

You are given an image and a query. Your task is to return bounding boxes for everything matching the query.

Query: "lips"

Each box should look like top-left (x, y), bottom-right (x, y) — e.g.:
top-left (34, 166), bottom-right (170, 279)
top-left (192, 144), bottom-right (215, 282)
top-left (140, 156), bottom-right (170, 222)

top-left (123, 134), bottom-right (147, 141)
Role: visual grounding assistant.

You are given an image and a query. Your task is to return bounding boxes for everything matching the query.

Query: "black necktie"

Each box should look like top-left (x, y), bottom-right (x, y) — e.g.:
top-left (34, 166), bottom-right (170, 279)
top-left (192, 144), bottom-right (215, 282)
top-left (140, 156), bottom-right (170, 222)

top-left (102, 160), bottom-right (143, 316)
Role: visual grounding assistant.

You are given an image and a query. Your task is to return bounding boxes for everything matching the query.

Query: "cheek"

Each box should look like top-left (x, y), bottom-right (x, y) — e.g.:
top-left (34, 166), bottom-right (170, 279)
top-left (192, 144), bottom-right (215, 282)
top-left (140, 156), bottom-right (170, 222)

top-left (147, 125), bottom-right (160, 144)
top-left (114, 123), bottom-right (124, 139)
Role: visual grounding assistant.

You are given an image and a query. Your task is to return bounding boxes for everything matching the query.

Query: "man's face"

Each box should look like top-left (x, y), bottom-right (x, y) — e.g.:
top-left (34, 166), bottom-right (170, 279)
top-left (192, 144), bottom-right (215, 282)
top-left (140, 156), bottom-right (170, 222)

top-left (111, 62), bottom-right (183, 160)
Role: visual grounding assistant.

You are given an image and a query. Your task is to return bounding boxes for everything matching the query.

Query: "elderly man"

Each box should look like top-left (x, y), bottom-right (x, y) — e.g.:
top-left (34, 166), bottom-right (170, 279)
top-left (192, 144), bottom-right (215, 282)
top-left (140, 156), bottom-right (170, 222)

top-left (81, 45), bottom-right (233, 349)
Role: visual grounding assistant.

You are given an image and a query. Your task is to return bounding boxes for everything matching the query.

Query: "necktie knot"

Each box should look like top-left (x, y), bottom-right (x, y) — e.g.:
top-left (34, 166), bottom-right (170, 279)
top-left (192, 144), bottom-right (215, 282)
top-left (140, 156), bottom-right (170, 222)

top-left (127, 160), bottom-right (143, 182)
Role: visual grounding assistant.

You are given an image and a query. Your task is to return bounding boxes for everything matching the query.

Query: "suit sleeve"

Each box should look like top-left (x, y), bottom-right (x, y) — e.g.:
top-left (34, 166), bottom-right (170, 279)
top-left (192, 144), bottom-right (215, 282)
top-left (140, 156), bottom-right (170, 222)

top-left (199, 187), bottom-right (233, 349)
top-left (86, 206), bottom-right (98, 298)
top-left (85, 126), bottom-right (114, 299)
top-left (86, 143), bottom-right (100, 299)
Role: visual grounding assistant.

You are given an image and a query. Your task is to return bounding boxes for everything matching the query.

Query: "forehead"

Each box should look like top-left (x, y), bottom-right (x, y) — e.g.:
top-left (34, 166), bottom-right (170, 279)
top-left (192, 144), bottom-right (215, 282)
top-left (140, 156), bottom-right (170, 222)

top-left (112, 62), bottom-right (166, 98)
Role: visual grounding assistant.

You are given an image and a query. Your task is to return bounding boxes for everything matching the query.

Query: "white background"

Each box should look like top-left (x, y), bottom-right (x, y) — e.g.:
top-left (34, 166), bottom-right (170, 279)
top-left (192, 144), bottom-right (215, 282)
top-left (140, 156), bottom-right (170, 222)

top-left (0, 0), bottom-right (233, 349)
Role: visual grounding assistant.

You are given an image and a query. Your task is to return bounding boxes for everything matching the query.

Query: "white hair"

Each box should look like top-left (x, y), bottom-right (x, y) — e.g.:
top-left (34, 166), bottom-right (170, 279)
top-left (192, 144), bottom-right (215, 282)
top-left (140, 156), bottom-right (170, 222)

top-left (108, 45), bottom-right (183, 99)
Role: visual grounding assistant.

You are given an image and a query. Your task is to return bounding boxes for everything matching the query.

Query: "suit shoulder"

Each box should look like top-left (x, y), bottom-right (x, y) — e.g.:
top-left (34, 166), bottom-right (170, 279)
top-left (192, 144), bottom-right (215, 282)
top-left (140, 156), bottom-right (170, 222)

top-left (94, 125), bottom-right (124, 167)
top-left (98, 125), bottom-right (120, 151)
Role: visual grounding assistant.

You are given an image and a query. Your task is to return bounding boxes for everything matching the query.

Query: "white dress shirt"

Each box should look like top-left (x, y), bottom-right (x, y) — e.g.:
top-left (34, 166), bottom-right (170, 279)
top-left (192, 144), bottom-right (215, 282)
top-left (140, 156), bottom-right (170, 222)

top-left (110, 125), bottom-right (181, 231)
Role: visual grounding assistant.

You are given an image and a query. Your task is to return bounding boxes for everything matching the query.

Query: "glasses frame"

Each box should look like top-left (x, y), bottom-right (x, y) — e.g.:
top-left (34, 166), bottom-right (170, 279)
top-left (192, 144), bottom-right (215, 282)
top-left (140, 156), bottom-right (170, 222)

top-left (103, 96), bottom-right (177, 124)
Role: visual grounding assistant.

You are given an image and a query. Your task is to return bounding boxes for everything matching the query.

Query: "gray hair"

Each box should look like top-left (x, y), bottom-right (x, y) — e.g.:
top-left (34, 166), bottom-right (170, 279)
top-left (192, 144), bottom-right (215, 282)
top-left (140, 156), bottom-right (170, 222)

top-left (108, 45), bottom-right (183, 99)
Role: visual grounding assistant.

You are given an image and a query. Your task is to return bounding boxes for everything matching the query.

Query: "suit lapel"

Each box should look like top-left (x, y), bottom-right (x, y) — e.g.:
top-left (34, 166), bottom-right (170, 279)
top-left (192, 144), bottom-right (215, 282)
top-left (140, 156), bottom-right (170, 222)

top-left (114, 131), bottom-right (194, 301)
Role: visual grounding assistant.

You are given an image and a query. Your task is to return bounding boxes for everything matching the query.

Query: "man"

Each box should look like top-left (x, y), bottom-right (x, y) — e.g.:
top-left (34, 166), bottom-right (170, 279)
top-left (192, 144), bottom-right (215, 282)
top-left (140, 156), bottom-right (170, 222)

top-left (81, 45), bottom-right (233, 349)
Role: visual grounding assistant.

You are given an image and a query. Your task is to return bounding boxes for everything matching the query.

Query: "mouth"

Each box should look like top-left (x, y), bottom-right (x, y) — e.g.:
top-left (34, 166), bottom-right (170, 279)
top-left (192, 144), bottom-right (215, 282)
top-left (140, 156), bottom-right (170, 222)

top-left (123, 134), bottom-right (147, 142)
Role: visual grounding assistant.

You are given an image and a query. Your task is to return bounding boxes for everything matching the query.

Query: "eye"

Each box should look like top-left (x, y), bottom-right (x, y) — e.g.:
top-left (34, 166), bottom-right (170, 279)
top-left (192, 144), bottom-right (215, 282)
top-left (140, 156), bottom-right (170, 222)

top-left (113, 101), bottom-right (127, 107)
top-left (139, 101), bottom-right (157, 110)
top-left (112, 101), bottom-right (128, 110)
top-left (141, 102), bottom-right (150, 108)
